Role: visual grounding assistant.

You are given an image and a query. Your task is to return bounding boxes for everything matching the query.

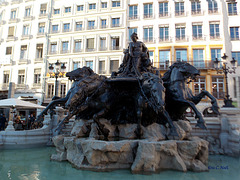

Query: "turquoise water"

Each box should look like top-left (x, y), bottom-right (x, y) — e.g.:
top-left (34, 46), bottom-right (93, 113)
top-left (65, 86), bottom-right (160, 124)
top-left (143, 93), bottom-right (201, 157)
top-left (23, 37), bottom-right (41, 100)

top-left (0, 147), bottom-right (239, 180)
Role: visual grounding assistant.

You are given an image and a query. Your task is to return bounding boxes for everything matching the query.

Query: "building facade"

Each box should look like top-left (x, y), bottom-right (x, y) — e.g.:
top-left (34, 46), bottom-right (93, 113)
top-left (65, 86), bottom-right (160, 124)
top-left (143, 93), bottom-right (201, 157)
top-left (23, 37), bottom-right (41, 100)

top-left (0, 0), bottom-right (239, 108)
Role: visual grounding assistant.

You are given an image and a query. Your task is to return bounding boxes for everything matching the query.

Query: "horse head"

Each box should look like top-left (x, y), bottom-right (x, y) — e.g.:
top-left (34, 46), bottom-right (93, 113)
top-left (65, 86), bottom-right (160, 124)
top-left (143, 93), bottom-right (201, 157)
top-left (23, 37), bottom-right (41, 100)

top-left (66, 66), bottom-right (95, 81)
top-left (142, 73), bottom-right (165, 113)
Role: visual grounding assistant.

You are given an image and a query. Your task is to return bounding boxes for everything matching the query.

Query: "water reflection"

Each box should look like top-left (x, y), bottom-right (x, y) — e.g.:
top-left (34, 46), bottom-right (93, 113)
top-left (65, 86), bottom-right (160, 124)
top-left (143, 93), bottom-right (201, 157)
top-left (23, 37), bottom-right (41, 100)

top-left (0, 147), bottom-right (239, 180)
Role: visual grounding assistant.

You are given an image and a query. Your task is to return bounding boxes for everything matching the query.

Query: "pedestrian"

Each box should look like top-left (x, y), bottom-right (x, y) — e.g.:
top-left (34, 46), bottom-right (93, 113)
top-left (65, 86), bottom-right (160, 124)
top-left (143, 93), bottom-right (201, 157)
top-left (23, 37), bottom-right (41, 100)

top-left (29, 114), bottom-right (35, 129)
top-left (0, 114), bottom-right (7, 131)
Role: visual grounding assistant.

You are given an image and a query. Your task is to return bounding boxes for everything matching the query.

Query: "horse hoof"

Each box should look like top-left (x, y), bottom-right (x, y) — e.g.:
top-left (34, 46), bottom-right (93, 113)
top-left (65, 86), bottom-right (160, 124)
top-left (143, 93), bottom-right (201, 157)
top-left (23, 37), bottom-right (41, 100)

top-left (196, 122), bottom-right (207, 130)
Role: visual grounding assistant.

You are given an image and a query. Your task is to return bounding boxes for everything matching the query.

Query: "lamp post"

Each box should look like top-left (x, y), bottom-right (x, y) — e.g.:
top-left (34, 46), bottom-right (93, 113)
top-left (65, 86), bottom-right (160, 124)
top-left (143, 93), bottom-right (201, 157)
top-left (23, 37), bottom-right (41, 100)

top-left (213, 53), bottom-right (237, 107)
top-left (48, 60), bottom-right (66, 97)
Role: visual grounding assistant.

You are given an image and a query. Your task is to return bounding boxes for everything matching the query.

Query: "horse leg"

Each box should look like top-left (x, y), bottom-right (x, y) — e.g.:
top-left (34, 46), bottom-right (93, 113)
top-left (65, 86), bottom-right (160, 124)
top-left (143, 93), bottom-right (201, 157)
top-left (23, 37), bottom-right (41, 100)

top-left (93, 109), bottom-right (110, 140)
top-left (135, 96), bottom-right (143, 139)
top-left (162, 110), bottom-right (179, 138)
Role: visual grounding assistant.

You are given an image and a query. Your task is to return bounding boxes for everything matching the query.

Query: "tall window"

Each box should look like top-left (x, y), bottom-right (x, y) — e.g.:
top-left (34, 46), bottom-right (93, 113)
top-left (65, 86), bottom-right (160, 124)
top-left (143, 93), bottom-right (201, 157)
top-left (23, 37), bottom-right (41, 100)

top-left (176, 49), bottom-right (187, 61)
top-left (101, 19), bottom-right (107, 28)
top-left (23, 25), bottom-right (30, 35)
top-left (144, 3), bottom-right (153, 18)
top-left (34, 69), bottom-right (41, 84)
top-left (228, 3), bottom-right (237, 15)
top-left (112, 0), bottom-right (120, 7)
top-left (128, 28), bottom-right (137, 41)
top-left (159, 2), bottom-right (168, 17)
top-left (99, 61), bottom-right (106, 74)
top-left (3, 71), bottom-right (10, 84)
top-left (192, 24), bottom-right (202, 39)
top-left (100, 37), bottom-right (106, 50)
top-left (209, 22), bottom-right (220, 39)
top-left (143, 27), bottom-right (153, 42)
top-left (191, 2), bottom-right (201, 15)
top-left (74, 40), bottom-right (82, 52)
top-left (111, 37), bottom-right (119, 50)
top-left (38, 23), bottom-right (45, 34)
top-left (50, 43), bottom-right (57, 54)
top-left (47, 84), bottom-right (54, 98)
top-left (10, 10), bottom-right (16, 19)
top-left (65, 7), bottom-right (71, 13)
top-left (8, 26), bottom-right (15, 37)
top-left (87, 38), bottom-right (94, 51)
top-left (60, 84), bottom-right (66, 98)
top-left (193, 49), bottom-right (204, 68)
top-left (62, 41), bottom-right (69, 53)
top-left (75, 22), bottom-right (83, 31)
top-left (40, 4), bottom-right (47, 15)
top-left (211, 49), bottom-right (221, 66)
top-left (159, 50), bottom-right (170, 69)
top-left (25, 7), bottom-right (31, 17)
top-left (175, 2), bottom-right (184, 16)
top-left (88, 20), bottom-right (95, 30)
top-left (89, 3), bottom-right (96, 10)
top-left (212, 77), bottom-right (224, 99)
top-left (112, 18), bottom-right (120, 27)
top-left (159, 26), bottom-right (169, 41)
top-left (101, 2), bottom-right (107, 8)
top-left (77, 5), bottom-right (84, 11)
top-left (73, 62), bottom-right (80, 70)
top-left (86, 61), bottom-right (93, 69)
top-left (208, 1), bottom-right (218, 13)
top-left (129, 5), bottom-right (138, 19)
top-left (110, 60), bottom-right (119, 73)
top-left (6, 47), bottom-right (12, 55)
top-left (230, 27), bottom-right (239, 40)
top-left (20, 45), bottom-right (27, 59)
top-left (232, 52), bottom-right (240, 66)
top-left (63, 23), bottom-right (70, 32)
top-left (52, 25), bottom-right (59, 33)
top-left (54, 9), bottom-right (60, 15)
top-left (176, 25), bottom-right (185, 40)
top-left (194, 77), bottom-right (206, 95)
top-left (18, 70), bottom-right (25, 84)
top-left (36, 44), bottom-right (43, 59)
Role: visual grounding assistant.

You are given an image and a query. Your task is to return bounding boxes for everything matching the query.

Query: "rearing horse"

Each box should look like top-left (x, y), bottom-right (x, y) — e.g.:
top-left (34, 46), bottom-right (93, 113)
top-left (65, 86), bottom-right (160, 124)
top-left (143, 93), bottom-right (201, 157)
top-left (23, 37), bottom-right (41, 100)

top-left (162, 62), bottom-right (219, 129)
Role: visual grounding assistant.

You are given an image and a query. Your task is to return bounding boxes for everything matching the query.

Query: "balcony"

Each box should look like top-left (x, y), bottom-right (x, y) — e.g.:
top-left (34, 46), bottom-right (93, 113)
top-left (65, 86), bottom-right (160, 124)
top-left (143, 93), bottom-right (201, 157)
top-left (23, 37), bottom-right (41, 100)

top-left (175, 36), bottom-right (188, 42)
top-left (192, 35), bottom-right (206, 41)
top-left (11, 0), bottom-right (21, 4)
top-left (37, 32), bottom-right (45, 37)
top-left (49, 51), bottom-right (58, 55)
top-left (99, 47), bottom-right (107, 51)
top-left (62, 28), bottom-right (71, 33)
top-left (208, 9), bottom-right (218, 14)
top-left (175, 11), bottom-right (185, 16)
top-left (75, 27), bottom-right (83, 31)
top-left (16, 84), bottom-right (27, 89)
top-left (1, 83), bottom-right (9, 90)
top-left (87, 26), bottom-right (96, 30)
top-left (21, 34), bottom-right (32, 40)
top-left (159, 12), bottom-right (169, 18)
top-left (228, 12), bottom-right (238, 16)
top-left (143, 38), bottom-right (155, 43)
top-left (60, 50), bottom-right (70, 54)
top-left (110, 46), bottom-right (120, 50)
top-left (154, 61), bottom-right (171, 70)
top-left (128, 15), bottom-right (139, 20)
top-left (100, 25), bottom-right (107, 29)
top-left (51, 30), bottom-right (59, 34)
top-left (231, 37), bottom-right (240, 41)
top-left (143, 14), bottom-right (154, 19)
top-left (73, 49), bottom-right (82, 53)
top-left (39, 12), bottom-right (48, 18)
top-left (8, 18), bottom-right (19, 23)
top-left (34, 58), bottom-right (43, 63)
top-left (111, 24), bottom-right (121, 28)
top-left (191, 10), bottom-right (202, 16)
top-left (159, 37), bottom-right (172, 43)
top-left (210, 34), bottom-right (221, 40)
top-left (7, 36), bottom-right (17, 41)
top-left (86, 48), bottom-right (95, 52)
top-left (187, 60), bottom-right (215, 69)
top-left (1, 1), bottom-right (9, 6)
top-left (19, 58), bottom-right (28, 64)
top-left (32, 83), bottom-right (41, 89)
top-left (23, 16), bottom-right (34, 21)
top-left (212, 92), bottom-right (225, 99)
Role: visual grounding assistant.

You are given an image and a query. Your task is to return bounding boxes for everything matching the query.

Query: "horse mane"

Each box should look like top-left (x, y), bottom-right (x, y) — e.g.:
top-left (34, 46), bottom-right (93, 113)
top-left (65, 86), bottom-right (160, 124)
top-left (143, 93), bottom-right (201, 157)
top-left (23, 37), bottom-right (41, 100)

top-left (162, 61), bottom-right (187, 82)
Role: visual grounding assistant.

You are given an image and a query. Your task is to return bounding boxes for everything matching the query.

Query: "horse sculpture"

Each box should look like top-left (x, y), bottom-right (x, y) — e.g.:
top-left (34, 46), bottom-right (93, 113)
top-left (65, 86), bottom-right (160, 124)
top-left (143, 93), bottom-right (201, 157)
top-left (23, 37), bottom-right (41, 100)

top-left (162, 61), bottom-right (219, 129)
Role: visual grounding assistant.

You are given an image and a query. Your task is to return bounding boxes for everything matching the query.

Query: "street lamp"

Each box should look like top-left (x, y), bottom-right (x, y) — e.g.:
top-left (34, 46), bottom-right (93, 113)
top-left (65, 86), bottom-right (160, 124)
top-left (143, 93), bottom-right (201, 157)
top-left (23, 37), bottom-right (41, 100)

top-left (48, 60), bottom-right (66, 97)
top-left (213, 53), bottom-right (237, 107)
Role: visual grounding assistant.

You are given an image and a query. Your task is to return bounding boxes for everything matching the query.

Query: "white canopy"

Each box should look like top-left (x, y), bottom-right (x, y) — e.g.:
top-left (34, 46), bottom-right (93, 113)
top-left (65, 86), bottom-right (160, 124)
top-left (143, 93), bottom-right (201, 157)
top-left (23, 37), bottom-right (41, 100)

top-left (0, 98), bottom-right (46, 109)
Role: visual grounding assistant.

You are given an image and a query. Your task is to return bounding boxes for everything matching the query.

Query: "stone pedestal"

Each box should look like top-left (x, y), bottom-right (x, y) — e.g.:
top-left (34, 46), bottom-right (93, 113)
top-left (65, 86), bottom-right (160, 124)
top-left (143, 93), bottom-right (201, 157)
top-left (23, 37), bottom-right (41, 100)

top-left (5, 121), bottom-right (15, 131)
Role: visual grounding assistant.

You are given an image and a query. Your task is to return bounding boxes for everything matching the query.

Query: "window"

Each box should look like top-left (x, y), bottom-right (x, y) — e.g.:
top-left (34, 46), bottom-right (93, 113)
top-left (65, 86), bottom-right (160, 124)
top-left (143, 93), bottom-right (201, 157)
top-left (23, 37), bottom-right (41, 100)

top-left (230, 27), bottom-right (239, 40)
top-left (18, 70), bottom-right (25, 84)
top-left (10, 10), bottom-right (16, 19)
top-left (50, 43), bottom-right (57, 54)
top-left (74, 40), bottom-right (82, 52)
top-left (159, 50), bottom-right (170, 69)
top-left (128, 28), bottom-right (137, 41)
top-left (65, 7), bottom-right (71, 13)
top-left (36, 44), bottom-right (43, 59)
top-left (73, 62), bottom-right (80, 70)
top-left (77, 5), bottom-right (84, 11)
top-left (86, 61), bottom-right (93, 69)
top-left (112, 18), bottom-right (120, 27)
top-left (176, 25), bottom-right (185, 40)
top-left (211, 49), bottom-right (221, 65)
top-left (62, 41), bottom-right (69, 53)
top-left (149, 51), bottom-right (154, 63)
top-left (99, 61), bottom-right (106, 74)
top-left (34, 69), bottom-right (41, 84)
top-left (63, 23), bottom-right (70, 32)
top-left (232, 52), bottom-right (240, 66)
top-left (3, 71), bottom-right (10, 84)
top-left (208, 0), bottom-right (218, 13)
top-left (228, 3), bottom-right (237, 15)
top-left (52, 25), bottom-right (59, 33)
top-left (87, 38), bottom-right (94, 51)
top-left (101, 19), bottom-right (107, 28)
top-left (23, 25), bottom-right (30, 35)
top-left (47, 84), bottom-right (54, 98)
top-left (110, 60), bottom-right (119, 73)
top-left (101, 2), bottom-right (107, 8)
top-left (176, 49), bottom-right (187, 61)
top-left (89, 3), bottom-right (96, 10)
top-left (159, 26), bottom-right (169, 41)
top-left (20, 45), bottom-right (27, 59)
top-left (60, 84), bottom-right (66, 98)
top-left (193, 49), bottom-right (204, 68)
top-left (40, 4), bottom-right (47, 15)
top-left (159, 2), bottom-right (168, 17)
top-left (88, 20), bottom-right (95, 30)
top-left (112, 0), bottom-right (120, 7)
top-left (192, 24), bottom-right (202, 39)
top-left (212, 76), bottom-right (224, 99)
top-left (38, 23), bottom-right (45, 34)
top-left (144, 3), bottom-right (153, 18)
top-left (143, 27), bottom-right (153, 42)
top-left (209, 22), bottom-right (220, 39)
top-left (191, 2), bottom-right (201, 15)
top-left (100, 37), bottom-right (106, 50)
top-left (25, 7), bottom-right (31, 17)
top-left (111, 36), bottom-right (119, 50)
top-left (54, 9), bottom-right (60, 15)
top-left (6, 47), bottom-right (12, 55)
top-left (129, 5), bottom-right (138, 19)
top-left (194, 77), bottom-right (206, 95)
top-left (75, 22), bottom-right (83, 31)
top-left (175, 2), bottom-right (184, 16)
top-left (8, 26), bottom-right (15, 37)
